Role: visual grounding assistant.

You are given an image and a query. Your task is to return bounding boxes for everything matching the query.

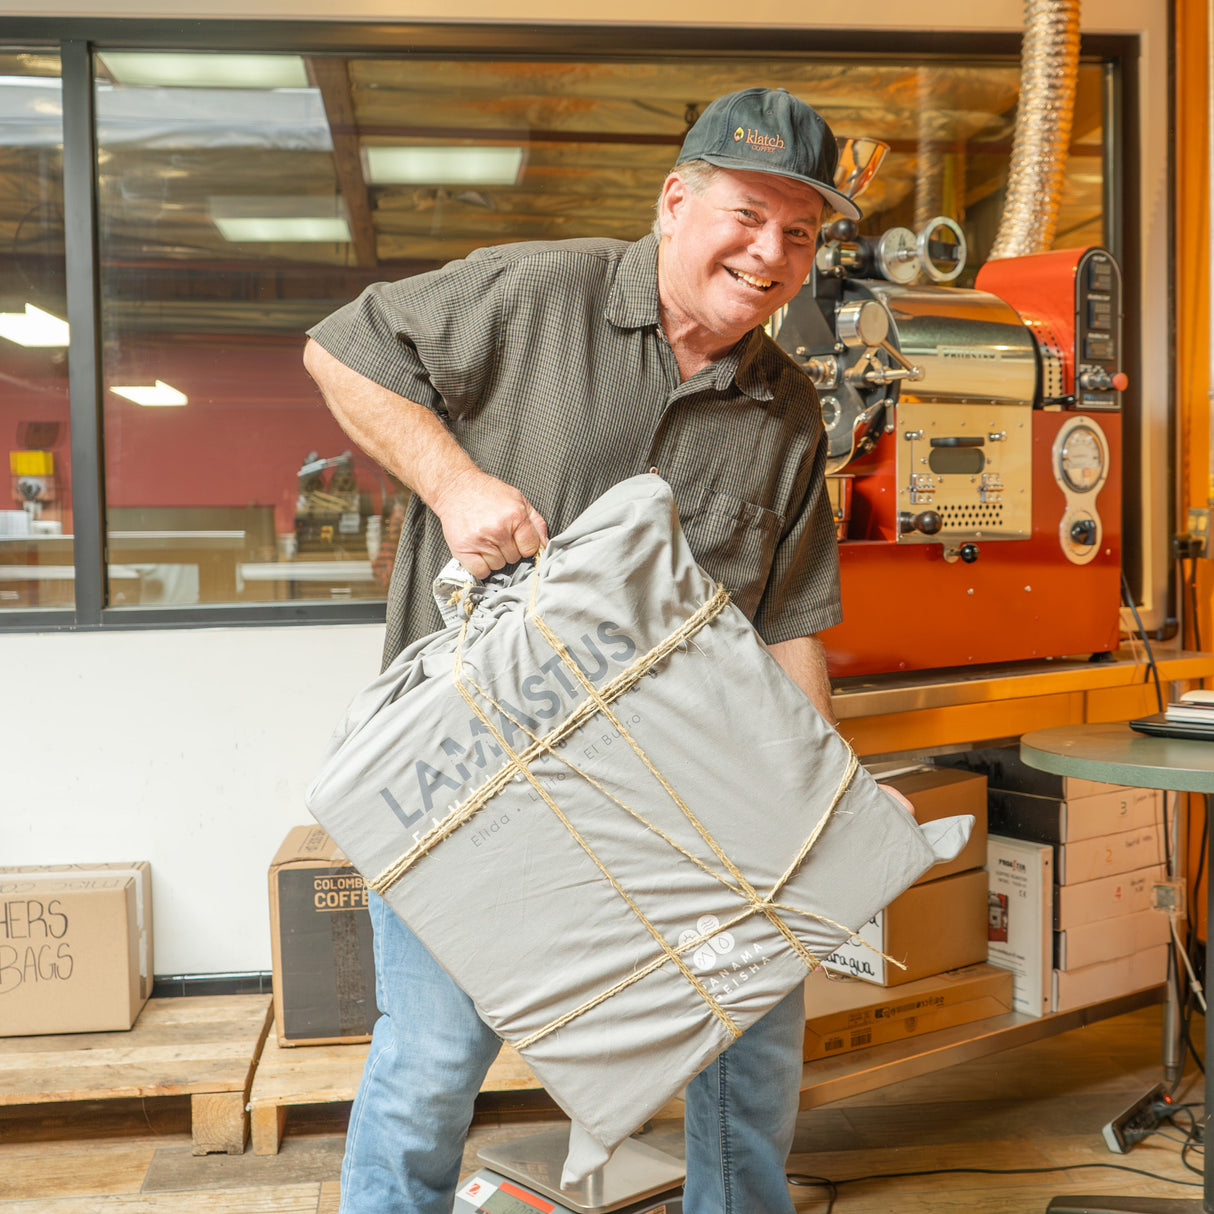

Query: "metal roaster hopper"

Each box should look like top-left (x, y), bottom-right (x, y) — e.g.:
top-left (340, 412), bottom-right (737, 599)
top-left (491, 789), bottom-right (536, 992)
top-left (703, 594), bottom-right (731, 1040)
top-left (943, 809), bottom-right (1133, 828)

top-left (775, 221), bottom-right (1127, 677)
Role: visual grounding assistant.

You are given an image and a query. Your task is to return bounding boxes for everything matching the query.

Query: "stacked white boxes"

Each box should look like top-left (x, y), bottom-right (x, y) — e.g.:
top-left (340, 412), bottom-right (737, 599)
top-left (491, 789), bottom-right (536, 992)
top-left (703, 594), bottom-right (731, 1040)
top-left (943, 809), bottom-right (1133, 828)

top-left (942, 748), bottom-right (1170, 1014)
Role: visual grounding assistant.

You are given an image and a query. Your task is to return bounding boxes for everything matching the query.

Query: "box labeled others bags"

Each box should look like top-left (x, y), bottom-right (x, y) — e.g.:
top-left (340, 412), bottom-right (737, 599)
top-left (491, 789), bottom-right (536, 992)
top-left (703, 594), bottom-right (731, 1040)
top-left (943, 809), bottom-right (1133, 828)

top-left (820, 868), bottom-right (989, 987)
top-left (986, 835), bottom-right (1053, 1017)
top-left (865, 765), bottom-right (988, 883)
top-left (0, 862), bottom-right (152, 1036)
top-left (269, 826), bottom-right (378, 1046)
top-left (306, 475), bottom-right (972, 1185)
top-left (803, 963), bottom-right (1014, 1061)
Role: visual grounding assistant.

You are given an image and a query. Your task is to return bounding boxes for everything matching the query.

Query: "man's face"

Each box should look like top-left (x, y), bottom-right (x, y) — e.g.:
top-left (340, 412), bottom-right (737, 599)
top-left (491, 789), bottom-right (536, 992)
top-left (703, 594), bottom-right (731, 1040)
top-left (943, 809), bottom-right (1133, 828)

top-left (657, 167), bottom-right (825, 352)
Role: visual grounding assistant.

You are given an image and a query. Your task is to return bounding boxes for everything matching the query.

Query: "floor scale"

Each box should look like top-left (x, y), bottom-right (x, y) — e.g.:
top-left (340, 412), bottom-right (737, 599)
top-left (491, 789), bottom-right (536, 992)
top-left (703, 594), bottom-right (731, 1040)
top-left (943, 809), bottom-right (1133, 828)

top-left (453, 1128), bottom-right (686, 1214)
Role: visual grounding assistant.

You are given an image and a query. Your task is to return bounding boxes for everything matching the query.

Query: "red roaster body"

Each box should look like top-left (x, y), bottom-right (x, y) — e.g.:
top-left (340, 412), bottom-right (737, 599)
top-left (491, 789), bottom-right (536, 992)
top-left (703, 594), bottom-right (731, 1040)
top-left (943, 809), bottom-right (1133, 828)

top-left (819, 247), bottom-right (1126, 678)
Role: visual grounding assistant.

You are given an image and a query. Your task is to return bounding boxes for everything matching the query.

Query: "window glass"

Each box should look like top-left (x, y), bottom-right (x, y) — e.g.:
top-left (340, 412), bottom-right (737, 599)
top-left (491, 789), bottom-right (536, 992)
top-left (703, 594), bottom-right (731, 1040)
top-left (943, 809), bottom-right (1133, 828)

top-left (0, 52), bottom-right (71, 611)
top-left (93, 53), bottom-right (1105, 608)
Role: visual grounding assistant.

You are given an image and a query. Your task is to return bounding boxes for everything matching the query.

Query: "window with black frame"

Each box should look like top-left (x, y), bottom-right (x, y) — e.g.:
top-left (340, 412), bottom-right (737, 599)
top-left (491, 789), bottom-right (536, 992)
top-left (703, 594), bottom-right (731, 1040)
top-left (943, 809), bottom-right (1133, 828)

top-left (2, 45), bottom-right (1109, 616)
top-left (0, 51), bottom-right (72, 612)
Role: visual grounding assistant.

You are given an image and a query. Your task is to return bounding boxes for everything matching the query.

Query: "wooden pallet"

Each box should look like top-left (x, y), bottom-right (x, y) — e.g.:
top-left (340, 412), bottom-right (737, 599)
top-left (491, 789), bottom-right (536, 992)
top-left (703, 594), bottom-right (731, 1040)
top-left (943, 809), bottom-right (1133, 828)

top-left (248, 1029), bottom-right (540, 1154)
top-left (0, 994), bottom-right (272, 1155)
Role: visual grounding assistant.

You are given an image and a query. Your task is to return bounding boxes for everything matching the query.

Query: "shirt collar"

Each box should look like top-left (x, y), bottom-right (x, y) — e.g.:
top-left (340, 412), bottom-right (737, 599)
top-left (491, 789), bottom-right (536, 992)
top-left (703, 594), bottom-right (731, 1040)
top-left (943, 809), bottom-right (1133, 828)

top-left (607, 235), bottom-right (776, 403)
top-left (715, 330), bottom-right (776, 401)
top-left (606, 235), bottom-right (662, 330)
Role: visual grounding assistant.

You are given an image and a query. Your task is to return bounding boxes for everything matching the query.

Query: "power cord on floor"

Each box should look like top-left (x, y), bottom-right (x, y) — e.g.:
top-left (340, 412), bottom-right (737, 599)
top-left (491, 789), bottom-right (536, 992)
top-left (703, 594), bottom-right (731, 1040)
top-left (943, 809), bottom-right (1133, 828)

top-left (786, 1157), bottom-right (1202, 1214)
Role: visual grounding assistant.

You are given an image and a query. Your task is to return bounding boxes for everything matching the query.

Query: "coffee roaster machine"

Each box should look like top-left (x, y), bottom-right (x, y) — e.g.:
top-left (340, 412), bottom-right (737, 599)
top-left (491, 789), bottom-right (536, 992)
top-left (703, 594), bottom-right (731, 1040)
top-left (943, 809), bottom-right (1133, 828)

top-left (774, 218), bottom-right (1128, 679)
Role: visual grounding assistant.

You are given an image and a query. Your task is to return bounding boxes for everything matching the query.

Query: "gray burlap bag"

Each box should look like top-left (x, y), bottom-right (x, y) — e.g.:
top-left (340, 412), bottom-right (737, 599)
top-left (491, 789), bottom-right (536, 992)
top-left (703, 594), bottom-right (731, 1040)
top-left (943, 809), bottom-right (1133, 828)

top-left (306, 474), bottom-right (971, 1185)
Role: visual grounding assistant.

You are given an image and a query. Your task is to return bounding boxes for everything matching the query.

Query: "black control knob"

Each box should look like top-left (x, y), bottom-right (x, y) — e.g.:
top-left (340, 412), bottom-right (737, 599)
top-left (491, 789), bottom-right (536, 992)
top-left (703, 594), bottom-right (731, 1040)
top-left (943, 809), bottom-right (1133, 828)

top-left (824, 217), bottom-right (858, 243)
top-left (899, 510), bottom-right (943, 536)
top-left (1070, 519), bottom-right (1098, 546)
top-left (959, 543), bottom-right (980, 564)
top-left (1078, 368), bottom-right (1129, 393)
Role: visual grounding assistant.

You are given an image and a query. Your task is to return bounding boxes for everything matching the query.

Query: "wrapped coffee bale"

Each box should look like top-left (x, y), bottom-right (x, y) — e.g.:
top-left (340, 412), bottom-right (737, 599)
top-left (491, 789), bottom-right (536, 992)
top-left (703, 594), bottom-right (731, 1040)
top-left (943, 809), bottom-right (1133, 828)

top-left (307, 474), bottom-right (970, 1185)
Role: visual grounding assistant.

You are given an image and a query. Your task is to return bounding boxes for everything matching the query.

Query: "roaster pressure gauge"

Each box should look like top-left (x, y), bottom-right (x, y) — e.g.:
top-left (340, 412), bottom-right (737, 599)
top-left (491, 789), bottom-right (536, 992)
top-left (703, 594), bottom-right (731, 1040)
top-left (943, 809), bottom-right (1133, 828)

top-left (1052, 416), bottom-right (1111, 566)
top-left (1057, 423), bottom-right (1106, 493)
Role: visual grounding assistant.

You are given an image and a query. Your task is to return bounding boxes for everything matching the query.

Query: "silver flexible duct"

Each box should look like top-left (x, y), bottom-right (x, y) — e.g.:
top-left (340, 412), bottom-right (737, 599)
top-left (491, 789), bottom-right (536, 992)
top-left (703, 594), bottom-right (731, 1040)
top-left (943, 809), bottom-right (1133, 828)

top-left (914, 67), bottom-right (946, 232)
top-left (988, 0), bottom-right (1081, 260)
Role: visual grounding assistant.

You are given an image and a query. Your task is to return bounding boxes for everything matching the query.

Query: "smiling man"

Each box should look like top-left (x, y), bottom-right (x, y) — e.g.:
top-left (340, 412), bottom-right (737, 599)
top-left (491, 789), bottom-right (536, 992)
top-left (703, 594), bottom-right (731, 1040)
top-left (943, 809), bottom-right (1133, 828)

top-left (304, 87), bottom-right (859, 1214)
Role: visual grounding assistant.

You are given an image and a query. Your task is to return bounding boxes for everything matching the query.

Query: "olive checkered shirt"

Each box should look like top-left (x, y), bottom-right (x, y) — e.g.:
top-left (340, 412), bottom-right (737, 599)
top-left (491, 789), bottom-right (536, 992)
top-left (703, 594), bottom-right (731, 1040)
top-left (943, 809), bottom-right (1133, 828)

top-left (308, 234), bottom-right (841, 667)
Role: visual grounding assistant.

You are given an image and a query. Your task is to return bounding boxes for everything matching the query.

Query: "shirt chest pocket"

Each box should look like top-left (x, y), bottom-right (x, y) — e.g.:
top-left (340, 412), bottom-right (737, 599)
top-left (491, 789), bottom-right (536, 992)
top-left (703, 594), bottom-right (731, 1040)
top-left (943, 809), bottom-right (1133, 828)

top-left (680, 489), bottom-right (784, 621)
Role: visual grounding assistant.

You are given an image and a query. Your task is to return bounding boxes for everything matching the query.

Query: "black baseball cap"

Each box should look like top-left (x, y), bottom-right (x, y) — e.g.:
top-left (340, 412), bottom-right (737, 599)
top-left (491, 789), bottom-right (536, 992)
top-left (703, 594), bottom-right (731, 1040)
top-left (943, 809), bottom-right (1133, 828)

top-left (675, 87), bottom-right (861, 220)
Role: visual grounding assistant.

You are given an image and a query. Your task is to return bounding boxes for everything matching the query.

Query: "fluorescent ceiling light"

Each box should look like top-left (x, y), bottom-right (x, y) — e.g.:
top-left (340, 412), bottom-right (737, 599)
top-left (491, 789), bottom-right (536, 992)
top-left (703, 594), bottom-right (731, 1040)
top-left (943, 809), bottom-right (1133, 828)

top-left (98, 53), bottom-right (309, 90)
top-left (0, 304), bottom-right (69, 347)
top-left (364, 145), bottom-right (525, 186)
top-left (213, 216), bottom-right (352, 243)
top-left (110, 380), bottom-right (188, 407)
top-left (0, 76), bottom-right (62, 89)
top-left (208, 195), bottom-right (351, 244)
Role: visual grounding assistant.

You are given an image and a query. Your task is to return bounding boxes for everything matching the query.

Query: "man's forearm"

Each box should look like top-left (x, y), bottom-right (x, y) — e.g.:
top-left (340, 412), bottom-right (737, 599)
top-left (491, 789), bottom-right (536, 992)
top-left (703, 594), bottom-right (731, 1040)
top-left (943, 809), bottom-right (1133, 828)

top-left (303, 337), bottom-right (477, 509)
top-left (303, 338), bottom-right (548, 577)
top-left (769, 634), bottom-right (837, 727)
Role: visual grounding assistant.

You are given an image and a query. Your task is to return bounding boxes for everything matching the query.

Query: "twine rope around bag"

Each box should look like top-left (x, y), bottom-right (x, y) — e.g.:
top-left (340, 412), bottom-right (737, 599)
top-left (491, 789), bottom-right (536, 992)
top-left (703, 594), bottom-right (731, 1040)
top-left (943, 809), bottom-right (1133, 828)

top-left (446, 598), bottom-right (742, 1039)
top-left (368, 547), bottom-right (895, 1048)
top-left (453, 668), bottom-right (903, 1052)
top-left (524, 564), bottom-right (836, 975)
top-left (367, 578), bottom-right (731, 892)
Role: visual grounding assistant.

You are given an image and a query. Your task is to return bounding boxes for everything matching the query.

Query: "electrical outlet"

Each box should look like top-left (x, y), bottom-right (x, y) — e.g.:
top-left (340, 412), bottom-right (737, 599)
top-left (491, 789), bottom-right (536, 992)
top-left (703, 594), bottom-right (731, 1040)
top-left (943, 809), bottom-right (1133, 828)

top-left (1188, 507), bottom-right (1211, 556)
top-left (1152, 881), bottom-right (1186, 914)
top-left (1102, 1083), bottom-right (1171, 1153)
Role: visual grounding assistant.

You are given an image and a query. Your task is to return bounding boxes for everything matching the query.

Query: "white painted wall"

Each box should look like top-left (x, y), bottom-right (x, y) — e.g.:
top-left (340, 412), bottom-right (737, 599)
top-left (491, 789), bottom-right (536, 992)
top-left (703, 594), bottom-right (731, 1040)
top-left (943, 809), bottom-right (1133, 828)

top-left (0, 0), bottom-right (1171, 975)
top-left (2, 625), bottom-right (383, 973)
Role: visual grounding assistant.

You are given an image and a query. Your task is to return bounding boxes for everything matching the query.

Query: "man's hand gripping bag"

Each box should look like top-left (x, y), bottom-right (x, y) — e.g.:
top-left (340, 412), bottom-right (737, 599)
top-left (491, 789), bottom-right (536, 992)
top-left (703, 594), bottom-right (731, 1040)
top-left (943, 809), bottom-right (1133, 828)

top-left (305, 474), bottom-right (971, 1186)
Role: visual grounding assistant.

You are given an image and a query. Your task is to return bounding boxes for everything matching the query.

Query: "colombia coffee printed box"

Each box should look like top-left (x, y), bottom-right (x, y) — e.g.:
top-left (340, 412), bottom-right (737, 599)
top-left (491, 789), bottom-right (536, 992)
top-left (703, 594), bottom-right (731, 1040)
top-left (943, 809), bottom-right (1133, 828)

top-left (0, 862), bottom-right (152, 1036)
top-left (268, 826), bottom-right (378, 1046)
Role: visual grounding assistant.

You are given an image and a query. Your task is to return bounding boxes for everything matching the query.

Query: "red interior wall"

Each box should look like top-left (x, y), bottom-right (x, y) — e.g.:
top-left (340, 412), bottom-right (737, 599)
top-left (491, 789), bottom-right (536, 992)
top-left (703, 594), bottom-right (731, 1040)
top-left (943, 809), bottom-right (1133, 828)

top-left (2, 336), bottom-right (373, 536)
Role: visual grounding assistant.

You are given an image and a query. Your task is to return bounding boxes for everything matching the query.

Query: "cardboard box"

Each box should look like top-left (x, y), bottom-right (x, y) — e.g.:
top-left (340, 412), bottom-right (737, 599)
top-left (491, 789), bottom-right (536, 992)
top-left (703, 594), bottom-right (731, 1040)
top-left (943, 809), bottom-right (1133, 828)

top-left (986, 836), bottom-right (1053, 1017)
top-left (269, 826), bottom-right (378, 1046)
top-left (1056, 824), bottom-right (1166, 885)
top-left (0, 862), bottom-right (152, 1036)
top-left (803, 963), bottom-right (1014, 1061)
top-left (938, 747), bottom-right (1122, 801)
top-left (866, 764), bottom-right (988, 884)
top-left (821, 868), bottom-right (989, 986)
top-left (1056, 907), bottom-right (1172, 971)
top-left (1052, 943), bottom-right (1169, 1012)
top-left (988, 787), bottom-right (1163, 844)
top-left (1054, 865), bottom-right (1166, 929)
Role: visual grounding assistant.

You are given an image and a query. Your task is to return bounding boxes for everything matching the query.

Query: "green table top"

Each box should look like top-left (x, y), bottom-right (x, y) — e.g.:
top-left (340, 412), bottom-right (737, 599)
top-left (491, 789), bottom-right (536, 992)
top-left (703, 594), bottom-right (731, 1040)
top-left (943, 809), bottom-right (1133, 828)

top-left (1020, 722), bottom-right (1214, 794)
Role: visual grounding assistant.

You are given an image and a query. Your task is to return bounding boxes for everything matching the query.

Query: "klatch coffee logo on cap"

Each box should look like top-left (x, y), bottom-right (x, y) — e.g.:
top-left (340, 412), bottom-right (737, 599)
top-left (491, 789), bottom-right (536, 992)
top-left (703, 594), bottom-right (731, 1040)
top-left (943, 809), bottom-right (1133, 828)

top-left (733, 127), bottom-right (745, 141)
top-left (740, 128), bottom-right (786, 153)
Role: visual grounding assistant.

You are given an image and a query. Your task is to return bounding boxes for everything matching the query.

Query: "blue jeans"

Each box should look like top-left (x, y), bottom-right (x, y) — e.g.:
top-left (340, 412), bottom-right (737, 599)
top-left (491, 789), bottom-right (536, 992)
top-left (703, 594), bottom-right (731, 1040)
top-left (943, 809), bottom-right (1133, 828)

top-left (340, 892), bottom-right (803, 1214)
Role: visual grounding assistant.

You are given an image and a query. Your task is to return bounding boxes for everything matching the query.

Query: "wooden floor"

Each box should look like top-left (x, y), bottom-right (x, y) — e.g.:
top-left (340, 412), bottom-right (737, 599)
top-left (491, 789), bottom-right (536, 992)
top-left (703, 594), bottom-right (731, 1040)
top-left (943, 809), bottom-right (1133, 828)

top-left (0, 1005), bottom-right (1201, 1213)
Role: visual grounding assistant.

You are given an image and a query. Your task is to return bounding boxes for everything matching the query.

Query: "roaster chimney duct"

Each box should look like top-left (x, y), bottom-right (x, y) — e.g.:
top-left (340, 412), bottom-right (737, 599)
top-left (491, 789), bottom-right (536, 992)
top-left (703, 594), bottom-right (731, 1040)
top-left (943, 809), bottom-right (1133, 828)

top-left (988, 0), bottom-right (1081, 259)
